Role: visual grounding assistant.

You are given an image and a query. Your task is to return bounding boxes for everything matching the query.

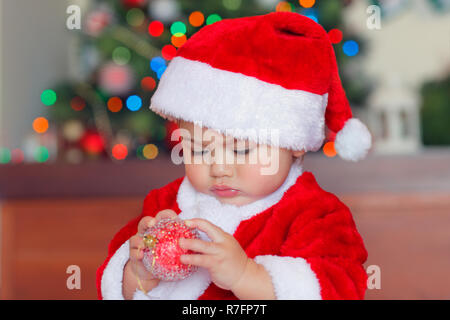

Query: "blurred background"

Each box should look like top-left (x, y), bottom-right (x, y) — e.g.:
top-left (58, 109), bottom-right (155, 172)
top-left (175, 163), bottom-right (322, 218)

top-left (0, 0), bottom-right (449, 299)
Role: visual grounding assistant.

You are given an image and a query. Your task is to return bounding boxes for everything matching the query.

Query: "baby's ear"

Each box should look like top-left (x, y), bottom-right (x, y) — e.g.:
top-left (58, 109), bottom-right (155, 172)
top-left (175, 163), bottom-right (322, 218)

top-left (292, 149), bottom-right (306, 158)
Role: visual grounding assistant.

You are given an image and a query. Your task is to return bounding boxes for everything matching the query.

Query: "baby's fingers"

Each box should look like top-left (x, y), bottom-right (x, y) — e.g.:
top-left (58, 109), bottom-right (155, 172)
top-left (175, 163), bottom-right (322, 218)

top-left (129, 236), bottom-right (144, 260)
top-left (155, 209), bottom-right (178, 221)
top-left (137, 216), bottom-right (157, 236)
top-left (129, 247), bottom-right (144, 261)
top-left (130, 235), bottom-right (145, 250)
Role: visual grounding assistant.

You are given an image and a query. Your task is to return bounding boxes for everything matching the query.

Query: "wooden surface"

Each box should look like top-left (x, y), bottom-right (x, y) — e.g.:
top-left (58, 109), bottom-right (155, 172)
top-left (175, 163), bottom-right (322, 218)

top-left (344, 192), bottom-right (450, 300)
top-left (1, 197), bottom-right (141, 299)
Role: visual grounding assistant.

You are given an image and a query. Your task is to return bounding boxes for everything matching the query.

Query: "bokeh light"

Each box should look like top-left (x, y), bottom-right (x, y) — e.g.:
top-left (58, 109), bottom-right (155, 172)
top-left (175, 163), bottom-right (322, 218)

top-left (328, 28), bottom-right (343, 44)
top-left (63, 120), bottom-right (84, 142)
top-left (161, 44), bottom-right (177, 60)
top-left (171, 34), bottom-right (187, 48)
top-left (189, 11), bottom-right (204, 27)
top-left (107, 97), bottom-right (123, 112)
top-left (306, 15), bottom-right (318, 23)
top-left (323, 141), bottom-right (337, 158)
top-left (302, 8), bottom-right (318, 23)
top-left (156, 66), bottom-right (166, 79)
top-left (148, 20), bottom-right (164, 37)
top-left (150, 56), bottom-right (167, 78)
top-left (126, 95), bottom-right (142, 111)
top-left (98, 62), bottom-right (134, 95)
top-left (112, 47), bottom-right (131, 65)
top-left (34, 146), bottom-right (50, 163)
top-left (0, 148), bottom-right (11, 164)
top-left (11, 148), bottom-right (24, 164)
top-left (276, 1), bottom-right (292, 12)
top-left (126, 8), bottom-right (145, 27)
top-left (143, 144), bottom-right (159, 159)
top-left (206, 14), bottom-right (222, 25)
top-left (343, 40), bottom-right (359, 57)
top-left (299, 0), bottom-right (315, 8)
top-left (81, 132), bottom-right (104, 155)
top-left (112, 144), bottom-right (128, 160)
top-left (41, 89), bottom-right (57, 106)
top-left (141, 77), bottom-right (156, 91)
top-left (150, 56), bottom-right (166, 72)
top-left (70, 96), bottom-right (86, 111)
top-left (33, 117), bottom-right (49, 134)
top-left (170, 21), bottom-right (187, 36)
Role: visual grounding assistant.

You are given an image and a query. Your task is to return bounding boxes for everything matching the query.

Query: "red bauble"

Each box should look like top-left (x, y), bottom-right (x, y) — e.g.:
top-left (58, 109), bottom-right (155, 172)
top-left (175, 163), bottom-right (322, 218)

top-left (142, 218), bottom-right (200, 281)
top-left (85, 9), bottom-right (112, 36)
top-left (98, 62), bottom-right (134, 95)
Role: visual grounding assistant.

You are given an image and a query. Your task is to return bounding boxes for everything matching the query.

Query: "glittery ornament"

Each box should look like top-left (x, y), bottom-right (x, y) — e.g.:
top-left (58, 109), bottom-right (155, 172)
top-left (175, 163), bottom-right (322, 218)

top-left (142, 218), bottom-right (200, 281)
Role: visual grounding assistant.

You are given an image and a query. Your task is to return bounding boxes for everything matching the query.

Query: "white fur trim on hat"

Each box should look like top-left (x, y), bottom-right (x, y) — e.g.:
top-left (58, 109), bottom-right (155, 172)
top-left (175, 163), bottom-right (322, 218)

top-left (334, 118), bottom-right (372, 162)
top-left (254, 255), bottom-right (322, 300)
top-left (150, 56), bottom-right (328, 152)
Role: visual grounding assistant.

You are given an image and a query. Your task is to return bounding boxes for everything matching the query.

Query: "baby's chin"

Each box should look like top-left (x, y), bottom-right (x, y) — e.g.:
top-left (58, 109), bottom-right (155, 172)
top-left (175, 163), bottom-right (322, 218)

top-left (215, 198), bottom-right (251, 207)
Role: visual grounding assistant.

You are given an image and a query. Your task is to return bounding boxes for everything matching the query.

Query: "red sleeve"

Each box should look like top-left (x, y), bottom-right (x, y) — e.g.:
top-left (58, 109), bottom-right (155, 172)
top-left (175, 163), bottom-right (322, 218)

top-left (280, 194), bottom-right (368, 300)
top-left (96, 177), bottom-right (184, 300)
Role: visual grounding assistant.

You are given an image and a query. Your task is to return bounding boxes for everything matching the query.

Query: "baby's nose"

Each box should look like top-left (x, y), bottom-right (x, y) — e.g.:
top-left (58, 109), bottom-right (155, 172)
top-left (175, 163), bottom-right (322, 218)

top-left (209, 149), bottom-right (233, 177)
top-left (210, 162), bottom-right (233, 178)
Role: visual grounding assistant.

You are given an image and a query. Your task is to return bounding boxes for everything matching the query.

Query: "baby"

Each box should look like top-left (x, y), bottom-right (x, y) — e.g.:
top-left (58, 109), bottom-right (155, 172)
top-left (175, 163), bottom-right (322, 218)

top-left (97, 11), bottom-right (372, 300)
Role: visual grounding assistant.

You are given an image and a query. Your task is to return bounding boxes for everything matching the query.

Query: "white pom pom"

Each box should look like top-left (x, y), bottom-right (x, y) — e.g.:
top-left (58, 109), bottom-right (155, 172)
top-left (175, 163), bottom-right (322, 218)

top-left (334, 118), bottom-right (372, 162)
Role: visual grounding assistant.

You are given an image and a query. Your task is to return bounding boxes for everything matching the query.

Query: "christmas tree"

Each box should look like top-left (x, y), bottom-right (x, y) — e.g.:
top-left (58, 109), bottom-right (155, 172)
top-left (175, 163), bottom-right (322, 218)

top-left (31, 0), bottom-right (368, 164)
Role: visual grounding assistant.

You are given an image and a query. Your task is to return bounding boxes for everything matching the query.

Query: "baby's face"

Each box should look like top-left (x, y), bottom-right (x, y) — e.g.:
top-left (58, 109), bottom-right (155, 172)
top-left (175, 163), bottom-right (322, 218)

top-left (177, 120), bottom-right (305, 206)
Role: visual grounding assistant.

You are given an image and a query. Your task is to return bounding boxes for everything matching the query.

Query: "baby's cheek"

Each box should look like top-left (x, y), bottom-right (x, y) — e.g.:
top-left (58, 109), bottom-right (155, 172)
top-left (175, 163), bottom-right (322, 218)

top-left (237, 164), bottom-right (281, 197)
top-left (184, 164), bottom-right (210, 192)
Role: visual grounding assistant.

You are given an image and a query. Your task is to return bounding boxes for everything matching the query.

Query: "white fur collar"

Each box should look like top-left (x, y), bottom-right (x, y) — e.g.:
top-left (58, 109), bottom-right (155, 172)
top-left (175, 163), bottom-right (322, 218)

top-left (176, 157), bottom-right (304, 236)
top-left (136, 158), bottom-right (304, 300)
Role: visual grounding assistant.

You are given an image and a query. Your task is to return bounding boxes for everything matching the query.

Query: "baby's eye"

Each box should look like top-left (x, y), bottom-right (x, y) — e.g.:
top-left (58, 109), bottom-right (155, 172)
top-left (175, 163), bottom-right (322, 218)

top-left (191, 148), bottom-right (208, 155)
top-left (234, 149), bottom-right (250, 155)
top-left (190, 147), bottom-right (251, 156)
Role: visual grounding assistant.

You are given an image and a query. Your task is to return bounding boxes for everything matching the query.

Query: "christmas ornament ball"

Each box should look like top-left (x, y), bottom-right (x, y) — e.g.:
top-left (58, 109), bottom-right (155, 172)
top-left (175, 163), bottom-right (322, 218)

top-left (142, 218), bottom-right (200, 281)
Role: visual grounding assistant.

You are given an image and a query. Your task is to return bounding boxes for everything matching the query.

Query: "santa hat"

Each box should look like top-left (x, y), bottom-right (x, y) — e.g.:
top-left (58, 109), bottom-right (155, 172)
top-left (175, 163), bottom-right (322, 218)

top-left (150, 11), bottom-right (372, 161)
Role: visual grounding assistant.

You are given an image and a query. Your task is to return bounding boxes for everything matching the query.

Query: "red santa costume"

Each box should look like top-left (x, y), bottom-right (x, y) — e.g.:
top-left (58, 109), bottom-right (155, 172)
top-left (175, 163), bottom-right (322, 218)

top-left (97, 11), bottom-right (372, 300)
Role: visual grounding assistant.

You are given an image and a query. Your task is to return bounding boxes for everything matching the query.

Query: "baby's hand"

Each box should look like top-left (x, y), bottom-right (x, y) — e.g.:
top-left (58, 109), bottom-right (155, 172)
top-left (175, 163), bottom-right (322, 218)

top-left (127, 210), bottom-right (179, 287)
top-left (178, 218), bottom-right (249, 291)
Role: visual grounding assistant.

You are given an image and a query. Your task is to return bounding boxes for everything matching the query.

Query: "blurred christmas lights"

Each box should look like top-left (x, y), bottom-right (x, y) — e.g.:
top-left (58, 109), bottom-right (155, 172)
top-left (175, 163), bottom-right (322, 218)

top-left (189, 11), bottom-right (204, 27)
top-left (41, 89), bottom-right (57, 106)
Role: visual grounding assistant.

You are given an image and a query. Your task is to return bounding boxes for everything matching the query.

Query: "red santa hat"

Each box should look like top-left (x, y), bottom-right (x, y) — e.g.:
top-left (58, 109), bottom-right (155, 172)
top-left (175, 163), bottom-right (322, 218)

top-left (150, 11), bottom-right (372, 161)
